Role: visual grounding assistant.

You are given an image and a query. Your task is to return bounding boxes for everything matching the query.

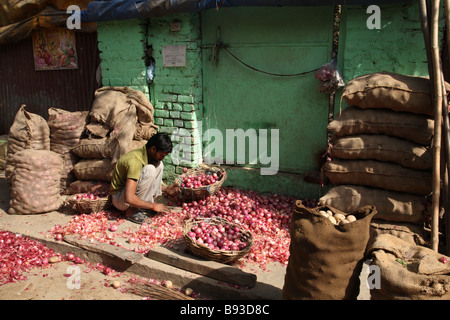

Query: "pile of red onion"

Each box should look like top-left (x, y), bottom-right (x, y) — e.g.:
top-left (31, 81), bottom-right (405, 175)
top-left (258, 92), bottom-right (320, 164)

top-left (49, 210), bottom-right (125, 245)
top-left (187, 220), bottom-right (248, 251)
top-left (180, 187), bottom-right (310, 269)
top-left (70, 192), bottom-right (104, 201)
top-left (180, 172), bottom-right (220, 188)
top-left (48, 187), bottom-right (317, 271)
top-left (0, 231), bottom-right (59, 285)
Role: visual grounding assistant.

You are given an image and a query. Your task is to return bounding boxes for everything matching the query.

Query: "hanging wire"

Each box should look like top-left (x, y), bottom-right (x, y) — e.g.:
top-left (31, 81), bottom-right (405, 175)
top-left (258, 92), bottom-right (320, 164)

top-left (212, 41), bottom-right (321, 77)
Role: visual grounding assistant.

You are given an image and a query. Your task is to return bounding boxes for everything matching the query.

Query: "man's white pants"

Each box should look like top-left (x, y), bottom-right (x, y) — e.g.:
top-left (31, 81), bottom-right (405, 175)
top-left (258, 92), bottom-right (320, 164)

top-left (112, 163), bottom-right (164, 211)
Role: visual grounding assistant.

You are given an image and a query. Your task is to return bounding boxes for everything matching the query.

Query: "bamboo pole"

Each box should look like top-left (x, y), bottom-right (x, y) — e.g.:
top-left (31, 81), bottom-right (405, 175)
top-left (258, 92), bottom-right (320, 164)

top-left (443, 0), bottom-right (450, 255)
top-left (430, 0), bottom-right (443, 252)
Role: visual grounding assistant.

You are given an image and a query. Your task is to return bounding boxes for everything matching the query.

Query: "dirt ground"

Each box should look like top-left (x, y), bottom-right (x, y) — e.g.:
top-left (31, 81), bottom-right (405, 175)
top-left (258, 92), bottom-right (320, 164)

top-left (0, 260), bottom-right (145, 300)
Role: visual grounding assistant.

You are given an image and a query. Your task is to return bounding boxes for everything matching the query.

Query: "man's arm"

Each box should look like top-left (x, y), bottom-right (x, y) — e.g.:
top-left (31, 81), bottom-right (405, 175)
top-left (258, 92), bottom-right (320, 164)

top-left (124, 178), bottom-right (170, 213)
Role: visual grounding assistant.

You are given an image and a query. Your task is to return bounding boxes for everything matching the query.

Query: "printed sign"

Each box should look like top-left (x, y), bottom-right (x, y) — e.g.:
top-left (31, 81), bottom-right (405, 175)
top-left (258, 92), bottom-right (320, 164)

top-left (162, 44), bottom-right (186, 67)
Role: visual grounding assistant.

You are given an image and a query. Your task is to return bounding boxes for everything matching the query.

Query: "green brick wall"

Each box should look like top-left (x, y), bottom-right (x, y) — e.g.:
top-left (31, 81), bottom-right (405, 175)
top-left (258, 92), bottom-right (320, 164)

top-left (97, 19), bottom-right (148, 95)
top-left (147, 13), bottom-right (203, 182)
top-left (340, 3), bottom-right (430, 80)
top-left (97, 16), bottom-right (203, 183)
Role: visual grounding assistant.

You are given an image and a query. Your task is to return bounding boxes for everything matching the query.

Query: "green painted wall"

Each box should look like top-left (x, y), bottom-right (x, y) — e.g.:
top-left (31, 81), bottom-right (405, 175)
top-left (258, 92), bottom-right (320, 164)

top-left (97, 19), bottom-right (148, 94)
top-left (147, 13), bottom-right (204, 182)
top-left (96, 2), bottom-right (434, 199)
top-left (338, 2), bottom-right (436, 112)
top-left (201, 7), bottom-right (334, 199)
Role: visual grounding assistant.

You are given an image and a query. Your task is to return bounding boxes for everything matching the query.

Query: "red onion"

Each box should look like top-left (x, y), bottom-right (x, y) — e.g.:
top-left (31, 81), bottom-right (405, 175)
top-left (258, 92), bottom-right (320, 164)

top-left (0, 231), bottom-right (60, 285)
top-left (46, 187), bottom-right (316, 271)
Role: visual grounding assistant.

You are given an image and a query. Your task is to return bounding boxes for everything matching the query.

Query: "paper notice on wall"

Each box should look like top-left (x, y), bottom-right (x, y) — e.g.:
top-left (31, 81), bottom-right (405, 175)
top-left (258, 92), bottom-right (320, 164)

top-left (162, 45), bottom-right (186, 67)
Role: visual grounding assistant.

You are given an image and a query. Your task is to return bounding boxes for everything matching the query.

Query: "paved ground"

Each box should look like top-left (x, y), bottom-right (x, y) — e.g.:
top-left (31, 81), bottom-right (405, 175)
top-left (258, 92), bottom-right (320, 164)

top-left (0, 175), bottom-right (371, 300)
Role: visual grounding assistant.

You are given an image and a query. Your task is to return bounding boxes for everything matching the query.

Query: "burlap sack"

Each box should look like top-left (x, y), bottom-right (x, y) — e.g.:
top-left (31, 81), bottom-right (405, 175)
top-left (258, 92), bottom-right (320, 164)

top-left (5, 105), bottom-right (50, 184)
top-left (282, 201), bottom-right (376, 300)
top-left (73, 159), bottom-right (114, 182)
top-left (342, 71), bottom-right (450, 116)
top-left (85, 122), bottom-right (110, 138)
top-left (319, 185), bottom-right (427, 224)
top-left (48, 108), bottom-right (88, 191)
top-left (0, 136), bottom-right (7, 170)
top-left (368, 234), bottom-right (450, 300)
top-left (71, 138), bottom-right (111, 159)
top-left (71, 138), bottom-right (147, 159)
top-left (330, 135), bottom-right (433, 170)
top-left (8, 149), bottom-right (63, 214)
top-left (48, 108), bottom-right (88, 147)
top-left (328, 106), bottom-right (434, 145)
top-left (369, 220), bottom-right (427, 247)
top-left (89, 86), bottom-right (157, 163)
top-left (323, 159), bottom-right (432, 196)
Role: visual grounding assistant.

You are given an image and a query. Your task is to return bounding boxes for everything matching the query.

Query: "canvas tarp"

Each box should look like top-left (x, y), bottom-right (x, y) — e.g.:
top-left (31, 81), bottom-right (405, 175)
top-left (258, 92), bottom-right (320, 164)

top-left (79, 0), bottom-right (412, 22)
top-left (0, 0), bottom-right (94, 45)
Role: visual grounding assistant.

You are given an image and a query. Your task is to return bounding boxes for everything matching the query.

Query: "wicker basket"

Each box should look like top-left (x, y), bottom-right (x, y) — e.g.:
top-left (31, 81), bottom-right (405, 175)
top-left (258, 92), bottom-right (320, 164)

top-left (68, 194), bottom-right (112, 214)
top-left (175, 165), bottom-right (226, 202)
top-left (183, 217), bottom-right (252, 264)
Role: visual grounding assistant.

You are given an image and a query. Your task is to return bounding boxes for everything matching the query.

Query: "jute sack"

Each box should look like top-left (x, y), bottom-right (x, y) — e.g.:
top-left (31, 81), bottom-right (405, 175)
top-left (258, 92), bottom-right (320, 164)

top-left (48, 108), bottom-right (88, 149)
top-left (73, 159), bottom-right (114, 182)
top-left (8, 149), bottom-right (63, 214)
top-left (369, 220), bottom-right (427, 247)
top-left (48, 108), bottom-right (88, 191)
top-left (323, 159), bottom-right (432, 196)
top-left (5, 105), bottom-right (50, 184)
top-left (71, 138), bottom-right (147, 159)
top-left (328, 106), bottom-right (434, 145)
top-left (330, 135), bottom-right (433, 170)
top-left (342, 71), bottom-right (450, 116)
top-left (71, 137), bottom-right (111, 159)
top-left (319, 185), bottom-right (427, 224)
top-left (368, 234), bottom-right (450, 300)
top-left (282, 201), bottom-right (376, 300)
top-left (0, 135), bottom-right (7, 170)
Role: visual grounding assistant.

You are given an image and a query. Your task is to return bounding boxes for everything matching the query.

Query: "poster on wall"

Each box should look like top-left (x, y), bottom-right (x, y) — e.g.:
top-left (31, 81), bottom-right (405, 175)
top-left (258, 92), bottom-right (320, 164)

top-left (32, 28), bottom-right (78, 71)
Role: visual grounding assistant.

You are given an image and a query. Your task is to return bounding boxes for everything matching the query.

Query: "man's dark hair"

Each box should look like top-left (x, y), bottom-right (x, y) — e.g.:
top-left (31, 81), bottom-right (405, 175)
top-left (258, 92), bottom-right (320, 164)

top-left (146, 132), bottom-right (173, 153)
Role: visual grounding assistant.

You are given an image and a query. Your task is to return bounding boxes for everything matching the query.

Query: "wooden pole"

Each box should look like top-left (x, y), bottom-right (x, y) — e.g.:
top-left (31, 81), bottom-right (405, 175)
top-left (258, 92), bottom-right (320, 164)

top-left (430, 0), bottom-right (443, 252)
top-left (443, 0), bottom-right (450, 254)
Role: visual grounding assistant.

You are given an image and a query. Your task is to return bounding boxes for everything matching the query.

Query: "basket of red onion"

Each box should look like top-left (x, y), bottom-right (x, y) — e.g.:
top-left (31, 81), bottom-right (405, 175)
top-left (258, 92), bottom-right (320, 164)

top-left (183, 217), bottom-right (252, 264)
top-left (68, 192), bottom-right (111, 214)
top-left (176, 165), bottom-right (226, 202)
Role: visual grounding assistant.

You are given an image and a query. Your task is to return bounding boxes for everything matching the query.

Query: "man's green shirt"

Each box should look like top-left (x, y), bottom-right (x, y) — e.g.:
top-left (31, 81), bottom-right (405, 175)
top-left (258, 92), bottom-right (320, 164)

top-left (110, 146), bottom-right (148, 194)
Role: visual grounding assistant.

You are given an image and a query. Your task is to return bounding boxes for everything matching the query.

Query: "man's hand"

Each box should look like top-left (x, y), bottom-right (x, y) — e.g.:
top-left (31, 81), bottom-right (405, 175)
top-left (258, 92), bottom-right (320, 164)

top-left (163, 183), bottom-right (180, 197)
top-left (153, 203), bottom-right (171, 213)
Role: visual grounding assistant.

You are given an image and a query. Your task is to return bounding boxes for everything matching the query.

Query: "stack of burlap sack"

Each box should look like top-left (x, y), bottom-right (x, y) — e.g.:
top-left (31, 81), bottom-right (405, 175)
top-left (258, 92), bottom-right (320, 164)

top-left (316, 71), bottom-right (450, 300)
top-left (320, 71), bottom-right (441, 229)
top-left (48, 107), bottom-right (89, 191)
top-left (5, 86), bottom-right (157, 214)
top-left (71, 86), bottom-right (157, 184)
top-left (5, 105), bottom-right (63, 214)
top-left (283, 72), bottom-right (450, 300)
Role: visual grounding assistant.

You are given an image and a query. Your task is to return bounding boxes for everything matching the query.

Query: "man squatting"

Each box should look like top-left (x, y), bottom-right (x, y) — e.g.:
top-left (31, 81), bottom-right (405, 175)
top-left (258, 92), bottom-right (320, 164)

top-left (110, 132), bottom-right (179, 224)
